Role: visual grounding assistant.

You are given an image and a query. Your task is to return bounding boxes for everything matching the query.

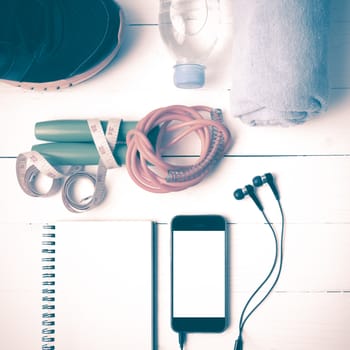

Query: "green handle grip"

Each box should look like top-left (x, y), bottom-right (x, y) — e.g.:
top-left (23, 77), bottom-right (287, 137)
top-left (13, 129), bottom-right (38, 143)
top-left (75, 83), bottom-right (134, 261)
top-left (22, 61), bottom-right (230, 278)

top-left (35, 120), bottom-right (137, 142)
top-left (31, 142), bottom-right (128, 166)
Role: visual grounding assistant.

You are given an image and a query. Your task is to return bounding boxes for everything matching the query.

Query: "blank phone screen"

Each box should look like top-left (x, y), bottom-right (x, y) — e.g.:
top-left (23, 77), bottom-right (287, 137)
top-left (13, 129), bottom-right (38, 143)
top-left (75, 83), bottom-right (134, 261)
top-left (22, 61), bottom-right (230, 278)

top-left (172, 230), bottom-right (226, 318)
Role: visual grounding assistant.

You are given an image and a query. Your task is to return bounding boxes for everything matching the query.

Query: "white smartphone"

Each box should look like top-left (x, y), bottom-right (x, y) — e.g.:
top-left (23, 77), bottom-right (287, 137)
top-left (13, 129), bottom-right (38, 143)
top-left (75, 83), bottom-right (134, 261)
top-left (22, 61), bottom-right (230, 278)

top-left (171, 215), bottom-right (228, 333)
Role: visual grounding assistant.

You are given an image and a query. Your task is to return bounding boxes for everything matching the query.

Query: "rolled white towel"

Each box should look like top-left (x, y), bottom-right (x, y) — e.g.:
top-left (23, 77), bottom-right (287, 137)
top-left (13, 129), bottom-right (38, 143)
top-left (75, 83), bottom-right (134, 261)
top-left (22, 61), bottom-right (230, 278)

top-left (230, 0), bottom-right (330, 126)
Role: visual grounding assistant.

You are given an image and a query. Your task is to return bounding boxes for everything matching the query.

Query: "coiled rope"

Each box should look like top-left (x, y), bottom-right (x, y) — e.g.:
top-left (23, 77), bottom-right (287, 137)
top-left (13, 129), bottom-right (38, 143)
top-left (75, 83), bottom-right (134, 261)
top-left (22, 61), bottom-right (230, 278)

top-left (16, 105), bottom-right (232, 212)
top-left (126, 105), bottom-right (232, 193)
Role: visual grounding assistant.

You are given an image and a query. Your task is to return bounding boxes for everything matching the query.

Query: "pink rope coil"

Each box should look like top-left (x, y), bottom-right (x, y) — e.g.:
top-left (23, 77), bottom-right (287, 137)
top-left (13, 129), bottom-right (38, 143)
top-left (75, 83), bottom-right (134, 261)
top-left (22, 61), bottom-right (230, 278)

top-left (126, 105), bottom-right (232, 193)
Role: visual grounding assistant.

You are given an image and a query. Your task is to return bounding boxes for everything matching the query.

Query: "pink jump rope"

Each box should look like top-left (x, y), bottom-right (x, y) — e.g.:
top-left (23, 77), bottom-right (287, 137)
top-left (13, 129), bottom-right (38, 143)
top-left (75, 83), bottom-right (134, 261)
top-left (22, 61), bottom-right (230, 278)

top-left (126, 105), bottom-right (232, 193)
top-left (17, 105), bottom-right (232, 212)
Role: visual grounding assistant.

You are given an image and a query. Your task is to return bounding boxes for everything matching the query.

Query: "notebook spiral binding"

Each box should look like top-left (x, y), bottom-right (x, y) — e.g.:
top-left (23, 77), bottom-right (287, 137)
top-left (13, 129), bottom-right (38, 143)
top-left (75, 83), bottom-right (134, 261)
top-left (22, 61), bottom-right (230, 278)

top-left (42, 225), bottom-right (56, 350)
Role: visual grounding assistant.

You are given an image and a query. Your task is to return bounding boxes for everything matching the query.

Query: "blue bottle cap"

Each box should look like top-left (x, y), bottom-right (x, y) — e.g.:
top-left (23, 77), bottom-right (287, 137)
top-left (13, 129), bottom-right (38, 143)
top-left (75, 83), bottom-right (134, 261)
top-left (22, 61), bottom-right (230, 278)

top-left (173, 64), bottom-right (205, 89)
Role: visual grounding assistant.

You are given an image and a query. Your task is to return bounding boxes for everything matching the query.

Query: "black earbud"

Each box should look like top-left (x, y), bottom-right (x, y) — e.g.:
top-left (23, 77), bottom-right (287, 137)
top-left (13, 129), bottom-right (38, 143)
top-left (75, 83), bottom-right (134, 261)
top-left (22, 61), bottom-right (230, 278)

top-left (233, 172), bottom-right (284, 350)
top-left (233, 184), bottom-right (264, 211)
top-left (234, 173), bottom-right (280, 211)
top-left (252, 173), bottom-right (280, 200)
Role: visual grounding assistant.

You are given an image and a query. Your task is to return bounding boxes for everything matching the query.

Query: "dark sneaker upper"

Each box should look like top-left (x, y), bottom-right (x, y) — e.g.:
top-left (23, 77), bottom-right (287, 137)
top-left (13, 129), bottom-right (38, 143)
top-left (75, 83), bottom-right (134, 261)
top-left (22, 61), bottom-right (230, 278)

top-left (0, 0), bottom-right (123, 87)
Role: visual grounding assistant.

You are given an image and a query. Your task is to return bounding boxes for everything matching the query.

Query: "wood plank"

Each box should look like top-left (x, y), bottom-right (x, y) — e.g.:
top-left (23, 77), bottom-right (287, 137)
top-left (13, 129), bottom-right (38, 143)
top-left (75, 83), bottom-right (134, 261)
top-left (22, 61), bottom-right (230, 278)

top-left (0, 2), bottom-right (349, 350)
top-left (331, 0), bottom-right (350, 22)
top-left (0, 23), bottom-right (349, 156)
top-left (157, 222), bottom-right (350, 350)
top-left (2, 154), bottom-right (350, 223)
top-left (157, 222), bottom-right (350, 293)
top-left (0, 18), bottom-right (347, 94)
top-left (1, 88), bottom-right (350, 158)
top-left (157, 291), bottom-right (350, 350)
top-left (2, 220), bottom-right (349, 350)
top-left (329, 21), bottom-right (350, 88)
top-left (117, 0), bottom-right (350, 24)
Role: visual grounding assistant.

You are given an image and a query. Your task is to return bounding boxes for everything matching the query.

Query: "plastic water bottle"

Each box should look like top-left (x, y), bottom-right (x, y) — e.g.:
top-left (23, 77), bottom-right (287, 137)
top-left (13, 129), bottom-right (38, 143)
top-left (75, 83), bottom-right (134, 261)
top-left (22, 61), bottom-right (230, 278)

top-left (159, 0), bottom-right (220, 89)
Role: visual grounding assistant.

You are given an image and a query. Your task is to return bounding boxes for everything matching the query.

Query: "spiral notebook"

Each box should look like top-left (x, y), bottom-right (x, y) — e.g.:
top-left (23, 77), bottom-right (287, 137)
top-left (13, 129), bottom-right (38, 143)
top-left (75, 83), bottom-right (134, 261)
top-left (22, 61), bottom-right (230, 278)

top-left (0, 220), bottom-right (156, 350)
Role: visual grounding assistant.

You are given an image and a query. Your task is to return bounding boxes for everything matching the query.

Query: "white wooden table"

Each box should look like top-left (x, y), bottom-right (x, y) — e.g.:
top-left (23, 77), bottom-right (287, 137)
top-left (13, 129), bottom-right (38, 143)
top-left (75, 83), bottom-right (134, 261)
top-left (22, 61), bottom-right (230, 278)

top-left (1, 1), bottom-right (350, 349)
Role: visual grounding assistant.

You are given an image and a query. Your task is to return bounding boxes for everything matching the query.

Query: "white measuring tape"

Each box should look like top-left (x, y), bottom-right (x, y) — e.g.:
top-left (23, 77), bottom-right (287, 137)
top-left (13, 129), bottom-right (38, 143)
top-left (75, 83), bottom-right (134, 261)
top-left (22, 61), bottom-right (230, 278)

top-left (16, 119), bottom-right (121, 213)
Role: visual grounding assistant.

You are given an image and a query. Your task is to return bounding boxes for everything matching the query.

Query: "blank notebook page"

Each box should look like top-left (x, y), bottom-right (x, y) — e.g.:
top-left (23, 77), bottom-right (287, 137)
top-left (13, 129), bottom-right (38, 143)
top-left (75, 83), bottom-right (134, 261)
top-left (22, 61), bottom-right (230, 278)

top-left (54, 221), bottom-right (154, 350)
top-left (0, 220), bottom-right (155, 350)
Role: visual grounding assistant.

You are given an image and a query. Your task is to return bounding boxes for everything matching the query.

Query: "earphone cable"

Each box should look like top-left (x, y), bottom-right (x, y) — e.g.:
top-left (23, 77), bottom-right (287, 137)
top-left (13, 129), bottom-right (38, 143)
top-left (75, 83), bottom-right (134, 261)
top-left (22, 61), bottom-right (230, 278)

top-left (178, 331), bottom-right (186, 350)
top-left (236, 200), bottom-right (285, 343)
top-left (238, 209), bottom-right (279, 332)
